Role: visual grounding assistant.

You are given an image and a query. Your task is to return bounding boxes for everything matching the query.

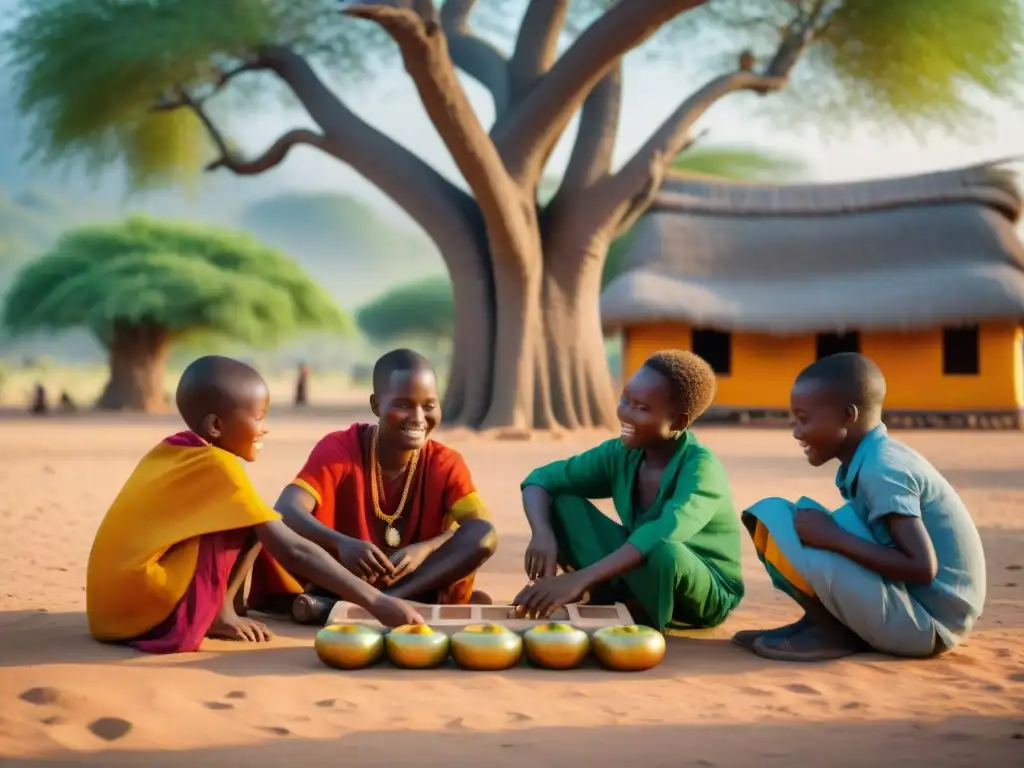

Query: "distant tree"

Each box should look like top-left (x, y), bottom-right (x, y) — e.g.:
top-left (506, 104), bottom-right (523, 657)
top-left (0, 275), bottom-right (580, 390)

top-left (1, 216), bottom-right (349, 411)
top-left (6, 0), bottom-right (1023, 429)
top-left (356, 275), bottom-right (454, 345)
top-left (666, 144), bottom-right (806, 182)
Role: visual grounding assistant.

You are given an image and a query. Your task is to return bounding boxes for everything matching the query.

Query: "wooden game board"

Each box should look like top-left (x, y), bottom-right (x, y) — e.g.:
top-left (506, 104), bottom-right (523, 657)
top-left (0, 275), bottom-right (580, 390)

top-left (325, 601), bottom-right (634, 634)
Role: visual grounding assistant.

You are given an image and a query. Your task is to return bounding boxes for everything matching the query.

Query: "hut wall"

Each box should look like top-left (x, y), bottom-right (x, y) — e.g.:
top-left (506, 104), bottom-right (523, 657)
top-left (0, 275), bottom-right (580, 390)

top-left (622, 322), bottom-right (1023, 413)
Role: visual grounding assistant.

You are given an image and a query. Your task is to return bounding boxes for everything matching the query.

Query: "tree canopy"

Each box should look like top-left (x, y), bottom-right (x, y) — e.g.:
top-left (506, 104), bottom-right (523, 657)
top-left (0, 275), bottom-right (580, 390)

top-left (1, 215), bottom-right (351, 346)
top-left (5, 0), bottom-right (1022, 190)
top-left (356, 274), bottom-right (455, 344)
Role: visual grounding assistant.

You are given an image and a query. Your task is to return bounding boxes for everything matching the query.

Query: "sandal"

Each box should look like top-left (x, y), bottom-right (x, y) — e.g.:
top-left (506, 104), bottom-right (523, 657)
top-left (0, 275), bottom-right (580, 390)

top-left (752, 623), bottom-right (865, 662)
top-left (731, 614), bottom-right (813, 650)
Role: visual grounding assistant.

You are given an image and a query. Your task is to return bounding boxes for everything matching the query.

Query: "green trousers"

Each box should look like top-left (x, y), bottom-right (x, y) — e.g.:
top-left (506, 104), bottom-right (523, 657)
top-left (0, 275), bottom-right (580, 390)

top-left (551, 496), bottom-right (738, 630)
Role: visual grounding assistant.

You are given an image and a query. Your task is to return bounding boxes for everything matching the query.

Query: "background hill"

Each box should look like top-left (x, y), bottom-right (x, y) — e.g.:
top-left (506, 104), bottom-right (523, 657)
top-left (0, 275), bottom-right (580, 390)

top-left (238, 192), bottom-right (443, 305)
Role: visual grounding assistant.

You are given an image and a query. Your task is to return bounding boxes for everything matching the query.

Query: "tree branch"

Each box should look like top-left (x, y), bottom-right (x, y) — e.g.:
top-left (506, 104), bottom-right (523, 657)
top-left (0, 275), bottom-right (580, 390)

top-left (508, 0), bottom-right (569, 104)
top-left (155, 87), bottom-right (328, 176)
top-left (491, 0), bottom-right (709, 187)
top-left (613, 128), bottom-right (706, 237)
top-left (253, 43), bottom-right (486, 266)
top-left (151, 82), bottom-right (329, 177)
top-left (204, 60), bottom-right (263, 97)
top-left (581, 6), bottom-right (821, 234)
top-left (343, 2), bottom-right (530, 259)
top-left (551, 63), bottom-right (623, 203)
top-left (440, 0), bottom-right (510, 118)
top-left (207, 129), bottom-right (329, 175)
top-left (591, 70), bottom-right (788, 232)
top-left (152, 60), bottom-right (265, 111)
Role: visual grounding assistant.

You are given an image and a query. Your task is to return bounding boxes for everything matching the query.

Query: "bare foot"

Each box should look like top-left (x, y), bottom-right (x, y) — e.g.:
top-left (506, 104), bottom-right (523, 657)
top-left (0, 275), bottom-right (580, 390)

top-left (208, 610), bottom-right (273, 642)
top-left (468, 590), bottom-right (493, 605)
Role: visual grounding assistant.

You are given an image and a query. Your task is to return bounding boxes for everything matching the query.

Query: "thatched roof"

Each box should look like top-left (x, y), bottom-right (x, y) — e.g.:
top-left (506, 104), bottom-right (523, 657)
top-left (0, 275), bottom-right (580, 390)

top-left (600, 162), bottom-right (1024, 334)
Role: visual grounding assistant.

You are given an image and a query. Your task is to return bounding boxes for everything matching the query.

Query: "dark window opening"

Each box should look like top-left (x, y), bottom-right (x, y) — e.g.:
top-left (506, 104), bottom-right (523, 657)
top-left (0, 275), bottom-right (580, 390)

top-left (692, 329), bottom-right (732, 375)
top-left (816, 332), bottom-right (860, 360)
top-left (942, 326), bottom-right (980, 375)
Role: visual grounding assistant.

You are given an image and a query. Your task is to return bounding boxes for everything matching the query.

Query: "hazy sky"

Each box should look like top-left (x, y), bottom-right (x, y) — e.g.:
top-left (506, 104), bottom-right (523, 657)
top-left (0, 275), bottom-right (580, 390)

top-left (231, 49), bottom-right (1024, 226)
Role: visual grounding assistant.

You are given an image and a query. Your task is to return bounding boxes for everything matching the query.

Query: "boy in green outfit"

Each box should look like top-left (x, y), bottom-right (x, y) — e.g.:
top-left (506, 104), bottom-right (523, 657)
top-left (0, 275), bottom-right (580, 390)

top-left (512, 350), bottom-right (744, 630)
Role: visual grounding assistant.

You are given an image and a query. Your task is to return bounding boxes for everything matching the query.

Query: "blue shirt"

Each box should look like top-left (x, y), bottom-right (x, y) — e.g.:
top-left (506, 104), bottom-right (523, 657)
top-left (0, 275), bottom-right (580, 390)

top-left (835, 424), bottom-right (987, 648)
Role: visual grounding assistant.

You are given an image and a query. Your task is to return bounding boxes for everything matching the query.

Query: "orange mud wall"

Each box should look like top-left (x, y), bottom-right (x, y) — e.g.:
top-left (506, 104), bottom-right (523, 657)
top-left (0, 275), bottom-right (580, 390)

top-left (622, 322), bottom-right (1023, 412)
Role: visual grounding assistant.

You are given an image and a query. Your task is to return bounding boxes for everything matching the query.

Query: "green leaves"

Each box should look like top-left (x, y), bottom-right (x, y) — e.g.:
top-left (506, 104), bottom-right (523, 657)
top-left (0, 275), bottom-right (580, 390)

top-left (669, 144), bottom-right (807, 180)
top-left (356, 275), bottom-right (454, 344)
top-left (1, 216), bottom-right (351, 347)
top-left (812, 0), bottom-right (1024, 132)
top-left (6, 0), bottom-right (269, 180)
top-left (3, 0), bottom-right (390, 188)
top-left (4, 0), bottom-right (1023, 190)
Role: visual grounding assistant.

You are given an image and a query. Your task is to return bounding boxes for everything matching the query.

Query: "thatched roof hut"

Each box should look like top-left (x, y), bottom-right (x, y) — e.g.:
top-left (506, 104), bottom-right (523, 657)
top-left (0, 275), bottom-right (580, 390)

top-left (600, 162), bottom-right (1024, 334)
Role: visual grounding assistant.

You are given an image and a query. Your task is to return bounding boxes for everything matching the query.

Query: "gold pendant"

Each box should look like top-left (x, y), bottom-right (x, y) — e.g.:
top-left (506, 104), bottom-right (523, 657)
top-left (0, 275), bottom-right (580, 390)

top-left (385, 525), bottom-right (401, 548)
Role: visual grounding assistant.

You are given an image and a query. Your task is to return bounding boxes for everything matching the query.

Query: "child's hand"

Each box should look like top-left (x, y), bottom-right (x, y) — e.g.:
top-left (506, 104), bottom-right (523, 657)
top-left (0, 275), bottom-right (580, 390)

top-left (794, 507), bottom-right (841, 549)
top-left (336, 535), bottom-right (395, 584)
top-left (524, 531), bottom-right (559, 580)
top-left (370, 595), bottom-right (426, 628)
top-left (512, 571), bottom-right (589, 619)
top-left (383, 542), bottom-right (432, 585)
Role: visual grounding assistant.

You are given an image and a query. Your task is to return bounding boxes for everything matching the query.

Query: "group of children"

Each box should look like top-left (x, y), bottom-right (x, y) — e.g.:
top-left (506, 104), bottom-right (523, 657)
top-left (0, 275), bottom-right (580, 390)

top-left (86, 347), bottom-right (986, 663)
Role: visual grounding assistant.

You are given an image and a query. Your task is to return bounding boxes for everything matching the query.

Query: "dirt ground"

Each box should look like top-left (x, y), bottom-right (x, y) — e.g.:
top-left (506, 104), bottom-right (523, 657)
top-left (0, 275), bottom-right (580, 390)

top-left (1, 411), bottom-right (1022, 766)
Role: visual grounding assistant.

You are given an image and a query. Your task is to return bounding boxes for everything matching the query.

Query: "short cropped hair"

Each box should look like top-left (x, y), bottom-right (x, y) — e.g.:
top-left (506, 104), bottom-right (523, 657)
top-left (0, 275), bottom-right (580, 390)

top-left (795, 352), bottom-right (886, 410)
top-left (372, 348), bottom-right (433, 394)
top-left (643, 349), bottom-right (717, 420)
top-left (175, 355), bottom-right (265, 433)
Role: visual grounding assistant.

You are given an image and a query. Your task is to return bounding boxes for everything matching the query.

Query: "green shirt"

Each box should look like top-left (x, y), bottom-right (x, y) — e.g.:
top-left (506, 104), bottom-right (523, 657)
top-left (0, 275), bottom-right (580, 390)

top-left (522, 431), bottom-right (743, 592)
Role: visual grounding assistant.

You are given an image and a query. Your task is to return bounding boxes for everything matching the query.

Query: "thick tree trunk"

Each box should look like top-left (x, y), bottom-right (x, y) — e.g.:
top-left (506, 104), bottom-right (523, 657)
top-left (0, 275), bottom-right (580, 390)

top-left (540, 243), bottom-right (618, 430)
top-left (241, 2), bottom-right (787, 433)
top-left (96, 321), bottom-right (171, 412)
top-left (478, 242), bottom-right (548, 431)
top-left (443, 259), bottom-right (495, 426)
top-left (445, 235), bottom-right (617, 432)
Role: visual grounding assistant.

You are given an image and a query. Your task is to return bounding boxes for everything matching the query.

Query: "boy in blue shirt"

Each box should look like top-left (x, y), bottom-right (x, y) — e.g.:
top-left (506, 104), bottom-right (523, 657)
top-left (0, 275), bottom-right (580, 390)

top-left (736, 353), bottom-right (987, 661)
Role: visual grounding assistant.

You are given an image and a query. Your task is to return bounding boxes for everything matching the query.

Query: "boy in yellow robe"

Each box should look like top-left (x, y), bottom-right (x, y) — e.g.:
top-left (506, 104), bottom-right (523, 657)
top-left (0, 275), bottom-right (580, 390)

top-left (86, 355), bottom-right (424, 653)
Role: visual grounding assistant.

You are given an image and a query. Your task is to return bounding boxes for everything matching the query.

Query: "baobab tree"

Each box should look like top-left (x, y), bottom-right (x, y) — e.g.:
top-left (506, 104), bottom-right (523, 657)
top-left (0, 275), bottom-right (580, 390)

top-left (2, 217), bottom-right (349, 411)
top-left (6, 0), bottom-right (1023, 429)
top-left (355, 144), bottom-right (805, 346)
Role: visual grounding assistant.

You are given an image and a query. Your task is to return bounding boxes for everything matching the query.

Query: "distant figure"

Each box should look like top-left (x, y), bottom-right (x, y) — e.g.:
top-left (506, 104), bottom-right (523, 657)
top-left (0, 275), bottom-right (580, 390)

top-left (59, 391), bottom-right (77, 413)
top-left (295, 362), bottom-right (310, 407)
top-left (30, 383), bottom-right (48, 415)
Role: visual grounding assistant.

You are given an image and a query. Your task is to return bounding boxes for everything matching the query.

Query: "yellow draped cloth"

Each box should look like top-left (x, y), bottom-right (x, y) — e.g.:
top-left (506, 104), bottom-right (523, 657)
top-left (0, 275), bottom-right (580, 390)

top-left (86, 432), bottom-right (279, 642)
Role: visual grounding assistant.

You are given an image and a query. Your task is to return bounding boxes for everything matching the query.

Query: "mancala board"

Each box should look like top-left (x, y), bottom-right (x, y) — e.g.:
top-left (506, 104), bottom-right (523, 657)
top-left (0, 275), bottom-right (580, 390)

top-left (325, 601), bottom-right (634, 635)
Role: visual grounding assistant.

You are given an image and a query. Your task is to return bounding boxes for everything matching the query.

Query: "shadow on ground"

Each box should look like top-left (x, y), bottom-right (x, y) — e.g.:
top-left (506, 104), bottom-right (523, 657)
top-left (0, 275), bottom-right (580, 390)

top-left (0, 609), bottom-right (781, 682)
top-left (12, 716), bottom-right (1024, 766)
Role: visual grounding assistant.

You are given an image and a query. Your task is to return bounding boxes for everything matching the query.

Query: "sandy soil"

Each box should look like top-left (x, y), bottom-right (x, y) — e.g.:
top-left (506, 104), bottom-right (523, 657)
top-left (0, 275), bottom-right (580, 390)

top-left (1, 411), bottom-right (1022, 766)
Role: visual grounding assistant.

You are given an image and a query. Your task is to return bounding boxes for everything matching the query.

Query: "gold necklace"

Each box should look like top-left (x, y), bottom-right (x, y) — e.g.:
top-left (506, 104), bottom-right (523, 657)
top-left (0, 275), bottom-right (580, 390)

top-left (370, 426), bottom-right (419, 548)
